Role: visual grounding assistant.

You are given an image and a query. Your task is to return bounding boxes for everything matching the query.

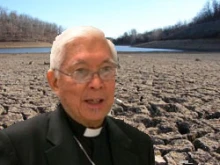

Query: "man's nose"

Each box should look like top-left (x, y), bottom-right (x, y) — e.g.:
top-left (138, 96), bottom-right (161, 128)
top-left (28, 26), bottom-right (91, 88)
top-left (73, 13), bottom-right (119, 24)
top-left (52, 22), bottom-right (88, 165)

top-left (88, 73), bottom-right (103, 89)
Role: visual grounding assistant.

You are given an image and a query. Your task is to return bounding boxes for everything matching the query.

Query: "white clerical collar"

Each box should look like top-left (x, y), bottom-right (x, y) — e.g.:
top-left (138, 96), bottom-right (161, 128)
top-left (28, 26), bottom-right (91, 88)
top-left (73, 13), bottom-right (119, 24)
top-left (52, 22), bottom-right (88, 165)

top-left (83, 127), bottom-right (103, 137)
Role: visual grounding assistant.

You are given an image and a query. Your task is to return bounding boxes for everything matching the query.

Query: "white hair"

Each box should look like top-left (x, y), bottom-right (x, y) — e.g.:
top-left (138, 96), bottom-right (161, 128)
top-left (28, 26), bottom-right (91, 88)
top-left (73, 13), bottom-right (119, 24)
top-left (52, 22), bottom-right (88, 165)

top-left (50, 26), bottom-right (118, 69)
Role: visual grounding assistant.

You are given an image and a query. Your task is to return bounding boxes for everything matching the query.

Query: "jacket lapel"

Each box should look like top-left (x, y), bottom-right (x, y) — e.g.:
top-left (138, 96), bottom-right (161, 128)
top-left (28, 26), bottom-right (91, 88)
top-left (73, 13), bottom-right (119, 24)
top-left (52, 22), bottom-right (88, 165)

top-left (107, 117), bottom-right (139, 165)
top-left (44, 107), bottom-right (139, 165)
top-left (44, 106), bottom-right (80, 165)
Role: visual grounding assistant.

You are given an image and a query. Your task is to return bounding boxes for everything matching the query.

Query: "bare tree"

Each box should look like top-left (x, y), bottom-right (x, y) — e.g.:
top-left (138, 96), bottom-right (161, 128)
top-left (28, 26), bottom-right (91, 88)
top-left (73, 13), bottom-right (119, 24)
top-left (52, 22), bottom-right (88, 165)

top-left (0, 6), bottom-right (63, 42)
top-left (130, 29), bottom-right (137, 45)
top-left (212, 0), bottom-right (220, 19)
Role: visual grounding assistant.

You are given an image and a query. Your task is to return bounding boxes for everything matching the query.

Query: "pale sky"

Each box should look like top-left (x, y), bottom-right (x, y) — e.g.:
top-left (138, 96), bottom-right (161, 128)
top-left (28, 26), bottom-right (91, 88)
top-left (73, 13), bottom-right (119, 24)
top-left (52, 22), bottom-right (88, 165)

top-left (0, 0), bottom-right (213, 38)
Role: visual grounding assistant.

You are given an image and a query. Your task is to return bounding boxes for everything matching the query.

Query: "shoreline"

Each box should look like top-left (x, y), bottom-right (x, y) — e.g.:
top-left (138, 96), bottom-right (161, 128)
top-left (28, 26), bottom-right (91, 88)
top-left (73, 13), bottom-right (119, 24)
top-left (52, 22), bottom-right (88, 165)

top-left (135, 39), bottom-right (220, 52)
top-left (0, 42), bottom-right (52, 48)
top-left (1, 40), bottom-right (220, 53)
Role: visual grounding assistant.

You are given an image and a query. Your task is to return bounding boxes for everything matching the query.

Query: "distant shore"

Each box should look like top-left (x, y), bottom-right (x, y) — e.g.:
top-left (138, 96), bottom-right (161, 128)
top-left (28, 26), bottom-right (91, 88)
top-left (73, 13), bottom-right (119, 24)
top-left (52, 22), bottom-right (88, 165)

top-left (0, 42), bottom-right (52, 48)
top-left (1, 39), bottom-right (220, 52)
top-left (135, 39), bottom-right (220, 52)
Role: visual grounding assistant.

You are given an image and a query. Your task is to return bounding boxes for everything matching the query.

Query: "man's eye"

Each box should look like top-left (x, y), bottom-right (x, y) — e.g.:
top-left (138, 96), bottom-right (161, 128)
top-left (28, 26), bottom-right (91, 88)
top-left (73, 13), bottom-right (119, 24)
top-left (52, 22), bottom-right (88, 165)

top-left (101, 66), bottom-right (113, 72)
top-left (74, 68), bottom-right (89, 75)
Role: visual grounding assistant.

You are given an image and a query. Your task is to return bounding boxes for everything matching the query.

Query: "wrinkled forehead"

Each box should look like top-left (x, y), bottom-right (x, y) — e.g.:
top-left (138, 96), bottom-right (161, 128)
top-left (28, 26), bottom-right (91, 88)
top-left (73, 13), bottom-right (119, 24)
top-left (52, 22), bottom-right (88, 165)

top-left (58, 36), bottom-right (114, 68)
top-left (63, 36), bottom-right (112, 58)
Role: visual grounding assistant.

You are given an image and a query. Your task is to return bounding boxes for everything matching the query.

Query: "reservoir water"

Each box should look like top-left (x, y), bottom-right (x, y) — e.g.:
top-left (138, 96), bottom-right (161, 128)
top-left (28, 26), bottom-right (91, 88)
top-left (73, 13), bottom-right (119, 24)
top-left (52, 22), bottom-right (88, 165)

top-left (0, 46), bottom-right (182, 54)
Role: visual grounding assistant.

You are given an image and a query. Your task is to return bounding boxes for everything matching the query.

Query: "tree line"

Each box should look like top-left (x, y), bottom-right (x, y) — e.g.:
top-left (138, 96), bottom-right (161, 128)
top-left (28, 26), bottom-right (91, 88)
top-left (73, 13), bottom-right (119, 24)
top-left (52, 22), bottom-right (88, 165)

top-left (0, 6), bottom-right (63, 42)
top-left (113, 0), bottom-right (220, 45)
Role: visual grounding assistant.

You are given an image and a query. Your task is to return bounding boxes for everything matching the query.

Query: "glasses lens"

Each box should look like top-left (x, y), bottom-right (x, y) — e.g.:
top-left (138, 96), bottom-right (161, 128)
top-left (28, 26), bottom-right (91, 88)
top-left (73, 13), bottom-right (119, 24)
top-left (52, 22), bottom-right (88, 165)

top-left (99, 66), bottom-right (116, 80)
top-left (73, 68), bottom-right (91, 83)
top-left (71, 65), bottom-right (116, 83)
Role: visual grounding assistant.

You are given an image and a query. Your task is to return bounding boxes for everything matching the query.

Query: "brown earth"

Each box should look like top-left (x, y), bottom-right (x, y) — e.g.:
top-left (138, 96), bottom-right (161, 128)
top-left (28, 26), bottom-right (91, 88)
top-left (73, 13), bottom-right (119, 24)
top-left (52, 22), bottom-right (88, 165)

top-left (0, 52), bottom-right (220, 164)
top-left (135, 39), bottom-right (220, 52)
top-left (0, 42), bottom-right (52, 48)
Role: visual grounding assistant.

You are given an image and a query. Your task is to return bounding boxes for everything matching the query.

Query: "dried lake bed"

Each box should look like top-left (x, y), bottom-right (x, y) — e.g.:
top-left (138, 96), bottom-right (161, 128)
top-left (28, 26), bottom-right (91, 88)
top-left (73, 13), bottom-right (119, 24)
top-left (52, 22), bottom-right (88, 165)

top-left (0, 52), bottom-right (219, 164)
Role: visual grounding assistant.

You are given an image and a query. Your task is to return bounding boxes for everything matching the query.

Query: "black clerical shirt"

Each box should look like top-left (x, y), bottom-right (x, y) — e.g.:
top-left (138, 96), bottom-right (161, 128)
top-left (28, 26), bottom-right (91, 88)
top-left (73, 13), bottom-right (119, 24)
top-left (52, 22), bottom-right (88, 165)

top-left (63, 109), bottom-right (113, 165)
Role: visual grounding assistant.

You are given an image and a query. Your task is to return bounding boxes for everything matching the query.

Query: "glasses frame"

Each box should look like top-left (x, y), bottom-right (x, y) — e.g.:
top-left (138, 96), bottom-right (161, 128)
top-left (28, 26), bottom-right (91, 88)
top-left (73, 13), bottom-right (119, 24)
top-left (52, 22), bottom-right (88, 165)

top-left (53, 63), bottom-right (118, 83)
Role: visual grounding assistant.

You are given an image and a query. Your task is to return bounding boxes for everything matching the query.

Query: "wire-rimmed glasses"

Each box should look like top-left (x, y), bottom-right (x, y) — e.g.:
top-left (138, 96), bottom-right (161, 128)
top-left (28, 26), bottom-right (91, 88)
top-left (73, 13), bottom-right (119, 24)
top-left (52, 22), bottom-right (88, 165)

top-left (53, 64), bottom-right (117, 83)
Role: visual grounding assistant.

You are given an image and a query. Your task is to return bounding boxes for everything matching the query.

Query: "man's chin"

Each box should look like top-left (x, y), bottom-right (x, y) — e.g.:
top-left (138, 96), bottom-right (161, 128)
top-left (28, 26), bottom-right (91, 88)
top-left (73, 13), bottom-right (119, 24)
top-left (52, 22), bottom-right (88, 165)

top-left (83, 115), bottom-right (106, 128)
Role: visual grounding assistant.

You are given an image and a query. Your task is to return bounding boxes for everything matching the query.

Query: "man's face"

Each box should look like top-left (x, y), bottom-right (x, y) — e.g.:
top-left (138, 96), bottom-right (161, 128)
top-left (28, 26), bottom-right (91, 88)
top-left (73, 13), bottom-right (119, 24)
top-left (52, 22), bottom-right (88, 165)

top-left (52, 37), bottom-right (115, 127)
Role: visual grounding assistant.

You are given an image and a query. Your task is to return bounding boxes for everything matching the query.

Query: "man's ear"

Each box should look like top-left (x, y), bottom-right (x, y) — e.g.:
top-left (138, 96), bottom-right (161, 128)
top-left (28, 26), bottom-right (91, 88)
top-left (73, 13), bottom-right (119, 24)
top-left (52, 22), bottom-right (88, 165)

top-left (47, 69), bottom-right (59, 93)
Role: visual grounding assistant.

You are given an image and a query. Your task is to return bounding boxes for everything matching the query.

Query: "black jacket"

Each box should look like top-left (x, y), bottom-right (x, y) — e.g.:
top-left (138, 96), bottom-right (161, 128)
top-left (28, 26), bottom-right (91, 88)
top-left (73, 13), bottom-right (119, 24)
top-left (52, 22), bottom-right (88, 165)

top-left (0, 106), bottom-right (155, 165)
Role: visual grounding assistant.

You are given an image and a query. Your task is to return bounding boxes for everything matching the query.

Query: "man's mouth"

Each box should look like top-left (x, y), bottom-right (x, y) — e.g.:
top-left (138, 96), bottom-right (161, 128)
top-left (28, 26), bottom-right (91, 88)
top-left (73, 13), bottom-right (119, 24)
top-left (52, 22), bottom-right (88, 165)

top-left (85, 98), bottom-right (104, 104)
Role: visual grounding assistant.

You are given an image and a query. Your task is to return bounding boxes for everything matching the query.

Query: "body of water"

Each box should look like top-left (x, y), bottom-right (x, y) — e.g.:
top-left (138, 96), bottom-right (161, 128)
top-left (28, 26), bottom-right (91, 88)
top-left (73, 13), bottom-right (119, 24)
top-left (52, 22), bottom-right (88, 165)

top-left (0, 46), bottom-right (183, 54)
top-left (116, 46), bottom-right (182, 52)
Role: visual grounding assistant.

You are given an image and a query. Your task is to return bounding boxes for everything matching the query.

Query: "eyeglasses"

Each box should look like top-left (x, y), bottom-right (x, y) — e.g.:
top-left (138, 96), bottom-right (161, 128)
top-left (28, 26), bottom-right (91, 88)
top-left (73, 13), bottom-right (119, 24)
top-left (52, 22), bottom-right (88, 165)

top-left (53, 64), bottom-right (117, 83)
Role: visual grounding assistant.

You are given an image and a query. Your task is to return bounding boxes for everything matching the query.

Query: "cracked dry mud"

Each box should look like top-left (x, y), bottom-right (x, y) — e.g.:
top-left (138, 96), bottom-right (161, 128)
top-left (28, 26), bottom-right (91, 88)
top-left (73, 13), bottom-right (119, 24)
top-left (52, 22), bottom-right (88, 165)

top-left (0, 53), bottom-right (220, 165)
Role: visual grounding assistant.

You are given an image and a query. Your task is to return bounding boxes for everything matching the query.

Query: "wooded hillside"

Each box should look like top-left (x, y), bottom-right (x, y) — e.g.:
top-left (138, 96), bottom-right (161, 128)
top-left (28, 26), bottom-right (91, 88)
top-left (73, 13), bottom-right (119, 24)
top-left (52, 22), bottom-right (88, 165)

top-left (113, 0), bottom-right (220, 45)
top-left (0, 7), bottom-right (63, 42)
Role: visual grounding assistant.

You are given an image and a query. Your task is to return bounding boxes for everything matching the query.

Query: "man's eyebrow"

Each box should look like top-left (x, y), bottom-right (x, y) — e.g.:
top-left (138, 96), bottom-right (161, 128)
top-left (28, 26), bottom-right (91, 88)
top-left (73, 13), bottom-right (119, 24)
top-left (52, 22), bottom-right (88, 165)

top-left (71, 58), bottom-right (116, 66)
top-left (102, 59), bottom-right (116, 64)
top-left (71, 60), bottom-right (87, 66)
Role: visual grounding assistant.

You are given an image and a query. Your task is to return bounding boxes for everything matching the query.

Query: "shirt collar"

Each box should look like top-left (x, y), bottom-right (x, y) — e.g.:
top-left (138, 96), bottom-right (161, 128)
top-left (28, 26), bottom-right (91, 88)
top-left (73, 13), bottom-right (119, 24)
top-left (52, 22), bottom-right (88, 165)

top-left (83, 127), bottom-right (103, 137)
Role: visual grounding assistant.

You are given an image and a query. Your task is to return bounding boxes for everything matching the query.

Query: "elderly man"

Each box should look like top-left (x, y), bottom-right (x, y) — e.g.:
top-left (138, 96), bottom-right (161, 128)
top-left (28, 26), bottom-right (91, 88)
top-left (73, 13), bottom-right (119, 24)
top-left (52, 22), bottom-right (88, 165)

top-left (0, 26), bottom-right (155, 165)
